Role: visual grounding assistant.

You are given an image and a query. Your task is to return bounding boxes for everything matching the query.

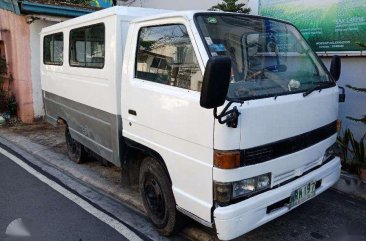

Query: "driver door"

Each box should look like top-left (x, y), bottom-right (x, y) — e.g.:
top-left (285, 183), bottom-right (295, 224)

top-left (122, 21), bottom-right (214, 222)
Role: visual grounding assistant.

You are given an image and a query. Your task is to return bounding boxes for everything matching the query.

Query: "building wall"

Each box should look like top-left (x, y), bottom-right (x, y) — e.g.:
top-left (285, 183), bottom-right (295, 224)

top-left (30, 20), bottom-right (55, 119)
top-left (0, 8), bottom-right (34, 123)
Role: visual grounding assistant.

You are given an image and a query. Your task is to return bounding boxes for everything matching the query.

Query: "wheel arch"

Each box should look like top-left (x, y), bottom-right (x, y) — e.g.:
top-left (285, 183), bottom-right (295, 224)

top-left (124, 138), bottom-right (172, 183)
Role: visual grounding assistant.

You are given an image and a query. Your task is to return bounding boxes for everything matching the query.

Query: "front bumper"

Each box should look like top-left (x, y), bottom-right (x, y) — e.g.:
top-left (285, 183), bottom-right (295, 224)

top-left (214, 157), bottom-right (341, 240)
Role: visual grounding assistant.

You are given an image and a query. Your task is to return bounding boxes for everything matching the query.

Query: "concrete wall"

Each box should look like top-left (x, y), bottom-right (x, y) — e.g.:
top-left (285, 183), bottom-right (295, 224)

top-left (323, 57), bottom-right (366, 140)
top-left (30, 20), bottom-right (55, 119)
top-left (0, 9), bottom-right (34, 123)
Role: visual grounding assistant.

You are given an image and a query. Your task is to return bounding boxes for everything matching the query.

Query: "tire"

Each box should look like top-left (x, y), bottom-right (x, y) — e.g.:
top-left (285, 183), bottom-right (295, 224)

top-left (139, 157), bottom-right (180, 236)
top-left (65, 126), bottom-right (87, 164)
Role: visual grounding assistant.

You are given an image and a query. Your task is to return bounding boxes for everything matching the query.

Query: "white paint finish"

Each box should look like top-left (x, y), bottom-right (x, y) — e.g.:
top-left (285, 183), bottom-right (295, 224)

top-left (214, 157), bottom-right (341, 240)
top-left (30, 20), bottom-right (56, 118)
top-left (41, 16), bottom-right (117, 114)
top-left (214, 87), bottom-right (339, 151)
top-left (41, 7), bottom-right (171, 35)
top-left (214, 134), bottom-right (337, 183)
top-left (238, 87), bottom-right (339, 149)
top-left (122, 18), bottom-right (214, 221)
top-left (41, 7), bottom-right (172, 116)
top-left (0, 147), bottom-right (142, 241)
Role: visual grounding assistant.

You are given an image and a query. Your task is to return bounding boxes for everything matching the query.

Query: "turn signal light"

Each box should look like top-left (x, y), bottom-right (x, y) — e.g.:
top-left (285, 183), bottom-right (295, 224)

top-left (214, 150), bottom-right (241, 169)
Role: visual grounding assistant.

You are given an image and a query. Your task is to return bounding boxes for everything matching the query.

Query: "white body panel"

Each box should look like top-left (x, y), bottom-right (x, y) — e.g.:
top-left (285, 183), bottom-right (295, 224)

top-left (122, 17), bottom-right (214, 222)
top-left (214, 157), bottom-right (341, 240)
top-left (41, 8), bottom-right (341, 240)
top-left (41, 7), bottom-right (171, 116)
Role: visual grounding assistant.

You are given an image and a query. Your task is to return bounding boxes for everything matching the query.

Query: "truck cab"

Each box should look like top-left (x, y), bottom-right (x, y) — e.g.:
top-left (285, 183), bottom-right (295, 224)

top-left (41, 7), bottom-right (341, 240)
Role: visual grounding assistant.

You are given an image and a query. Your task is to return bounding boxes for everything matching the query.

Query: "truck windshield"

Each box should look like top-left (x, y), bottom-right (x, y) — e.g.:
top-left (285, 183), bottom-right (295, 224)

top-left (195, 14), bottom-right (334, 101)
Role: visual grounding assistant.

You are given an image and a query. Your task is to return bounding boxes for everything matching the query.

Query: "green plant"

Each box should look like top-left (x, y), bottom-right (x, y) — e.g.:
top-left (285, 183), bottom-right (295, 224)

top-left (337, 128), bottom-right (352, 165)
top-left (337, 128), bottom-right (366, 173)
top-left (350, 133), bottom-right (366, 167)
top-left (0, 57), bottom-right (17, 117)
top-left (209, 0), bottom-right (251, 13)
top-left (7, 94), bottom-right (17, 116)
top-left (0, 56), bottom-right (6, 75)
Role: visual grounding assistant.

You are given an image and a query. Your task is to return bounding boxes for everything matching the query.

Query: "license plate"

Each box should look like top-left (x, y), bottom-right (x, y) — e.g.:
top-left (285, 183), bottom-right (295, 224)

top-left (289, 181), bottom-right (316, 208)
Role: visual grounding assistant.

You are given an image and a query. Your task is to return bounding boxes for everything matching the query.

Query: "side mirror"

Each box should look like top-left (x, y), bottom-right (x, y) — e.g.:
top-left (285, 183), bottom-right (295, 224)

top-left (330, 55), bottom-right (341, 81)
top-left (200, 56), bottom-right (231, 109)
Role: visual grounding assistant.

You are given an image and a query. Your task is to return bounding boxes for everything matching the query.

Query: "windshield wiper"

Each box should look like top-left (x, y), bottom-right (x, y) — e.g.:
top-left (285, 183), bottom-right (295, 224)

top-left (303, 82), bottom-right (332, 97)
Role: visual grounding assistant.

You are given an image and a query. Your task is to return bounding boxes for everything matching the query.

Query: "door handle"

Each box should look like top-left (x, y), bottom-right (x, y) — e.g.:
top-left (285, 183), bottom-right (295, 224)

top-left (128, 109), bottom-right (137, 116)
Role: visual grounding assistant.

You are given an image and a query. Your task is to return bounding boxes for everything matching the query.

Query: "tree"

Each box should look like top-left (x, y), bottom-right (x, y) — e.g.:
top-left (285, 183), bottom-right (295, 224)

top-left (209, 0), bottom-right (251, 14)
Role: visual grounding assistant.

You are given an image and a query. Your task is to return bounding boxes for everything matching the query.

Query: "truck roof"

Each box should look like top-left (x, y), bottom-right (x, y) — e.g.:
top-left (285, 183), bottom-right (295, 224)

top-left (41, 6), bottom-right (174, 34)
top-left (41, 6), bottom-right (291, 35)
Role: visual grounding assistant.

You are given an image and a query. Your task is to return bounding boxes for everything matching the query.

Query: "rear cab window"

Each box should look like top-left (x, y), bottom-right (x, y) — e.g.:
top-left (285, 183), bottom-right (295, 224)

top-left (43, 32), bottom-right (63, 65)
top-left (69, 23), bottom-right (105, 69)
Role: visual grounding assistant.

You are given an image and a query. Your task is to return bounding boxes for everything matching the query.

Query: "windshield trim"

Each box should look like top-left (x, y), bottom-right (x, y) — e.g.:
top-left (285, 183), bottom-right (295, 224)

top-left (227, 82), bottom-right (336, 102)
top-left (193, 12), bottom-right (337, 102)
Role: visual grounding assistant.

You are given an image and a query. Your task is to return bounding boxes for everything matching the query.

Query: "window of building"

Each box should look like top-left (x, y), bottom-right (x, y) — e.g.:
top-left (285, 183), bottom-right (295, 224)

top-left (69, 23), bottom-right (105, 68)
top-left (43, 33), bottom-right (63, 65)
top-left (135, 24), bottom-right (202, 91)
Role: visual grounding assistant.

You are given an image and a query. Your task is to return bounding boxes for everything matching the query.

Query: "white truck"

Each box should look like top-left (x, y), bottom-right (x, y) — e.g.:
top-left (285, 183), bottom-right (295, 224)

top-left (41, 6), bottom-right (344, 240)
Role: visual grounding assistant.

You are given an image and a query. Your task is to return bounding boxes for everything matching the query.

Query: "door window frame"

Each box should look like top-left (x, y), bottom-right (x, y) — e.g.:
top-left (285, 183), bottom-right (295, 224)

top-left (132, 19), bottom-right (206, 93)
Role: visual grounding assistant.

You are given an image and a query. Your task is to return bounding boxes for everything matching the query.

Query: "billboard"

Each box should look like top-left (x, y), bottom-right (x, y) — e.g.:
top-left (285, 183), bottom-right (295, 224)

top-left (90, 0), bottom-right (114, 8)
top-left (259, 0), bottom-right (366, 54)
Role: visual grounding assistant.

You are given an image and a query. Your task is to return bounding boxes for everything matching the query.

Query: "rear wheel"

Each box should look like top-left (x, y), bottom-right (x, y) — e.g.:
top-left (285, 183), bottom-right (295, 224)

top-left (65, 127), bottom-right (87, 164)
top-left (139, 157), bottom-right (180, 236)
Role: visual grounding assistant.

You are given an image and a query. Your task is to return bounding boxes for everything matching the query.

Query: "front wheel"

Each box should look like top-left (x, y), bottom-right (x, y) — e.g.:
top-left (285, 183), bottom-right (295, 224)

top-left (139, 157), bottom-right (180, 236)
top-left (65, 126), bottom-right (87, 164)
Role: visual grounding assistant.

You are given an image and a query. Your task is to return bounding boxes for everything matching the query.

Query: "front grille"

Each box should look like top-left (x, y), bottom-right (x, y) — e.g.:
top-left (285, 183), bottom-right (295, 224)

top-left (241, 121), bottom-right (337, 166)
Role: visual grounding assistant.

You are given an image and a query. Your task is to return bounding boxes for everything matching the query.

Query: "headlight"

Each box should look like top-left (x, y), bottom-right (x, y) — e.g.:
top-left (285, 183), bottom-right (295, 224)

top-left (323, 143), bottom-right (338, 162)
top-left (214, 173), bottom-right (271, 205)
top-left (232, 173), bottom-right (271, 198)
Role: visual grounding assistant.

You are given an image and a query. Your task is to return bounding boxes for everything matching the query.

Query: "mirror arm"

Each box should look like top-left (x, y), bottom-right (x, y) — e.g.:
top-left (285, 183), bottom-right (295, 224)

top-left (214, 102), bottom-right (241, 128)
top-left (338, 86), bottom-right (346, 103)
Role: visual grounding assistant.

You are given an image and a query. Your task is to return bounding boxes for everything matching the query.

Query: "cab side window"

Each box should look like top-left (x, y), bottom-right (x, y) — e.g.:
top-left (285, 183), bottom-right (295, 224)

top-left (69, 23), bottom-right (105, 68)
top-left (135, 24), bottom-right (202, 91)
top-left (43, 33), bottom-right (63, 65)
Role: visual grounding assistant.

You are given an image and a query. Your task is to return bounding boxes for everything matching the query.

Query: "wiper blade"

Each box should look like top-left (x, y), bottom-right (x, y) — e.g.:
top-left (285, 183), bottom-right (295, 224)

top-left (303, 82), bottom-right (332, 97)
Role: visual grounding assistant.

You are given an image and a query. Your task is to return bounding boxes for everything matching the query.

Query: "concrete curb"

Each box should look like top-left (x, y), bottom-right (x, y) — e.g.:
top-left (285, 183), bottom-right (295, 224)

top-left (0, 129), bottom-right (145, 212)
top-left (332, 173), bottom-right (366, 200)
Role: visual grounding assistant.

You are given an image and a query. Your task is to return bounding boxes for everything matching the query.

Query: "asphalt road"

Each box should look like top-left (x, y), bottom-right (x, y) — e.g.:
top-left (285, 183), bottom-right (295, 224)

top-left (242, 189), bottom-right (366, 241)
top-left (0, 151), bottom-right (140, 241)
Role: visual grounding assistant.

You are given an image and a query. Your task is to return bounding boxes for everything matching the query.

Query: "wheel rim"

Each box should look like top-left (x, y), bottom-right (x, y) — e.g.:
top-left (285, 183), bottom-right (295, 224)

top-left (144, 174), bottom-right (165, 219)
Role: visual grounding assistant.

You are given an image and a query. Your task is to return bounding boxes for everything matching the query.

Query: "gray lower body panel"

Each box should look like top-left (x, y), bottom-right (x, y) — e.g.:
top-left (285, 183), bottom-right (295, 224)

top-left (43, 91), bottom-right (123, 167)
